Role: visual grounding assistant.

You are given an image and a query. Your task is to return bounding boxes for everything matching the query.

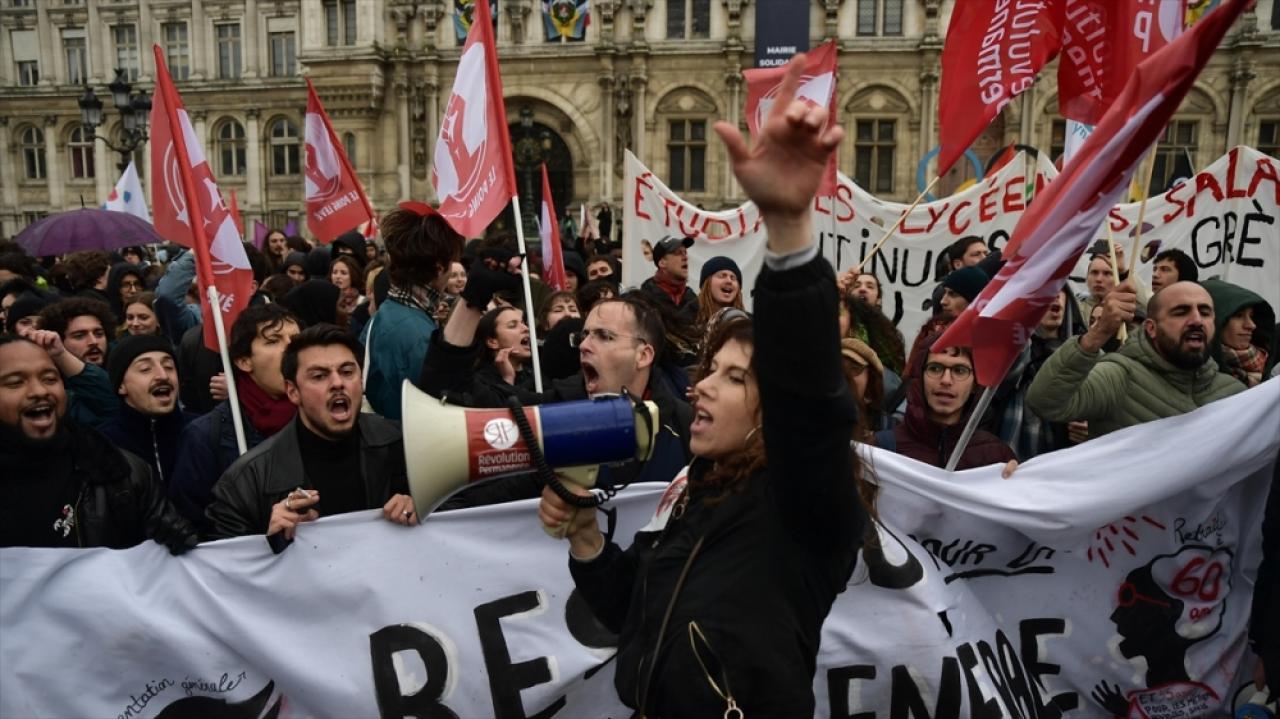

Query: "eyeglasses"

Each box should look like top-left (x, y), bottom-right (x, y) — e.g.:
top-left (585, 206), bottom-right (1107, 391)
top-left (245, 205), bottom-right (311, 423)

top-left (923, 362), bottom-right (973, 380)
top-left (569, 328), bottom-right (647, 348)
top-left (120, 280), bottom-right (143, 290)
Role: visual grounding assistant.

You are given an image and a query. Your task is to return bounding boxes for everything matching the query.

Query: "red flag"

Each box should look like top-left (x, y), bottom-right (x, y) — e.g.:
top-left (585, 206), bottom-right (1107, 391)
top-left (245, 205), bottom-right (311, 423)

top-left (744, 41), bottom-right (839, 197)
top-left (149, 45), bottom-right (253, 353)
top-left (431, 0), bottom-right (516, 239)
top-left (228, 189), bottom-right (244, 237)
top-left (305, 78), bottom-right (375, 244)
top-left (937, 0), bottom-right (1062, 177)
top-left (538, 164), bottom-right (568, 292)
top-left (1058, 0), bottom-right (1187, 125)
top-left (934, 0), bottom-right (1247, 387)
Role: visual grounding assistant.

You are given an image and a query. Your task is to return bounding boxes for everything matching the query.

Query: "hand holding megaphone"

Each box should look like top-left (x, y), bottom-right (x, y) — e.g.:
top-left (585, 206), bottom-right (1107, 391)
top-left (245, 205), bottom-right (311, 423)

top-left (538, 481), bottom-right (604, 552)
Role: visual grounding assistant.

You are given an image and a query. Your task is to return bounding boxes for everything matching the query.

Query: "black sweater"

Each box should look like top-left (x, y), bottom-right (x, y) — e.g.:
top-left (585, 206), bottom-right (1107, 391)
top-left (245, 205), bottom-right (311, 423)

top-left (570, 255), bottom-right (867, 717)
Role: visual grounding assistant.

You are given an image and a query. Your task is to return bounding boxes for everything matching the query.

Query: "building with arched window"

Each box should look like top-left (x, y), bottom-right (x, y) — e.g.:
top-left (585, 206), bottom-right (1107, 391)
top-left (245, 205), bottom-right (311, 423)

top-left (1, 0), bottom-right (1278, 239)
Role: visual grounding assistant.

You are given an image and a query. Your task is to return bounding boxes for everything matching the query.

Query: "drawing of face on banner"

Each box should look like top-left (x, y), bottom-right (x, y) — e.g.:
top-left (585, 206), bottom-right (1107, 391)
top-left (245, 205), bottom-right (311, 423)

top-left (1092, 545), bottom-right (1232, 718)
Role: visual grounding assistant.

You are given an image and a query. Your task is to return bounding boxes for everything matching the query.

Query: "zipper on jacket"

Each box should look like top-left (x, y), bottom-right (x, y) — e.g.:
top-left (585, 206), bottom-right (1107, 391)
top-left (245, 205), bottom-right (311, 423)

top-left (150, 418), bottom-right (164, 485)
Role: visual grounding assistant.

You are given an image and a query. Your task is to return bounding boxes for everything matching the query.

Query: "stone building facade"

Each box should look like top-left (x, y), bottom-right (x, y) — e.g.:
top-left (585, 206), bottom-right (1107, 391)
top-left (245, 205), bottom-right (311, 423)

top-left (1, 0), bottom-right (1278, 239)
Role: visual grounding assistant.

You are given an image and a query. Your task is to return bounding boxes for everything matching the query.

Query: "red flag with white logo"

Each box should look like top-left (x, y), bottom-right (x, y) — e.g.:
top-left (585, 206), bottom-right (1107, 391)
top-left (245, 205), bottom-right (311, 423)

top-left (1058, 0), bottom-right (1187, 125)
top-left (149, 45), bottom-right (252, 353)
top-left (305, 78), bottom-right (374, 244)
top-left (432, 0), bottom-right (517, 239)
top-left (744, 40), bottom-right (839, 197)
top-left (937, 0), bottom-right (1062, 177)
top-left (539, 164), bottom-right (568, 292)
top-left (934, 0), bottom-right (1247, 387)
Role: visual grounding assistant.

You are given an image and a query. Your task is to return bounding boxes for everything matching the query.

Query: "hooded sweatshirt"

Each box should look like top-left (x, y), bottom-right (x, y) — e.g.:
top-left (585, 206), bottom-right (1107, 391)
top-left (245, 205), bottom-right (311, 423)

top-left (106, 262), bottom-right (146, 327)
top-left (1203, 279), bottom-right (1276, 385)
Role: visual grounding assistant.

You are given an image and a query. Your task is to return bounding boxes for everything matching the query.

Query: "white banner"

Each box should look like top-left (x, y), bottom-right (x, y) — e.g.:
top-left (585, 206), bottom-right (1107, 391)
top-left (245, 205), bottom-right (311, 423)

top-left (624, 147), bottom-right (1280, 350)
top-left (2, 383), bottom-right (1277, 718)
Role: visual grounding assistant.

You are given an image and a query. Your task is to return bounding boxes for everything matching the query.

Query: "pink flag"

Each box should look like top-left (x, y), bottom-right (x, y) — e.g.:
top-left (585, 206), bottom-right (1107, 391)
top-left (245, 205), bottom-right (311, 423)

top-left (937, 1), bottom-right (1062, 177)
top-left (431, 0), bottom-right (517, 239)
top-left (305, 78), bottom-right (374, 244)
top-left (253, 220), bottom-right (269, 249)
top-left (539, 164), bottom-right (568, 292)
top-left (149, 45), bottom-right (253, 353)
top-left (934, 0), bottom-right (1247, 387)
top-left (744, 41), bottom-right (839, 197)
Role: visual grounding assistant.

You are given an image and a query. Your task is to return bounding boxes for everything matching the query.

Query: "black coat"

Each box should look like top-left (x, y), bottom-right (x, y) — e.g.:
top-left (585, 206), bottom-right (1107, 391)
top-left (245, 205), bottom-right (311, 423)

top-left (205, 414), bottom-right (407, 545)
top-left (0, 420), bottom-right (198, 553)
top-left (169, 400), bottom-right (267, 536)
top-left (99, 403), bottom-right (196, 487)
top-left (571, 255), bottom-right (867, 717)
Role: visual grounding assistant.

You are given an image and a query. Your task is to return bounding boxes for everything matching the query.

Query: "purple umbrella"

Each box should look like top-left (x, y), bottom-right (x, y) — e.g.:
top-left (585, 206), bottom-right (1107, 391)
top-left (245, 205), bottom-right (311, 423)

top-left (15, 208), bottom-right (166, 257)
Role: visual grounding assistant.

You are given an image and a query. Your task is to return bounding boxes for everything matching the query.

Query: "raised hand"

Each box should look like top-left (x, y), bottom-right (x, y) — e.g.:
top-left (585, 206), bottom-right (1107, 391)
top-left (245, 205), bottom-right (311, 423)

top-left (713, 54), bottom-right (843, 229)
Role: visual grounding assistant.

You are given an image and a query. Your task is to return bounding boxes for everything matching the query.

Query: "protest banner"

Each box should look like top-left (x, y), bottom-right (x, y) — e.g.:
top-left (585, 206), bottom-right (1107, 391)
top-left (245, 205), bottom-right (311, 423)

top-left (623, 146), bottom-right (1279, 350)
top-left (2, 382), bottom-right (1276, 718)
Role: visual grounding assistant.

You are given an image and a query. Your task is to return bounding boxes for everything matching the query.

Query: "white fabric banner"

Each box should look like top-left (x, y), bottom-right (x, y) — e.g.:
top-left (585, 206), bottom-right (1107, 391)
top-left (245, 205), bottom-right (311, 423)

top-left (623, 147), bottom-right (1280, 350)
top-left (2, 383), bottom-right (1277, 718)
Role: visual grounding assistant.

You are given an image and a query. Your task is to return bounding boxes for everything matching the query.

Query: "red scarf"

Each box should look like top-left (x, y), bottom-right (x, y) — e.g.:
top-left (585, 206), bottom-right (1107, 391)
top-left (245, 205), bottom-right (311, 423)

top-left (652, 269), bottom-right (688, 306)
top-left (236, 370), bottom-right (296, 437)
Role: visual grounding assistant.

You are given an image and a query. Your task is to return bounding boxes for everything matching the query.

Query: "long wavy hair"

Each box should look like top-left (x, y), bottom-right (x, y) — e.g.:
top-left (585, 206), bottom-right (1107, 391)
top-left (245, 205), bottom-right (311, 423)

top-left (840, 293), bottom-right (906, 374)
top-left (693, 275), bottom-right (745, 330)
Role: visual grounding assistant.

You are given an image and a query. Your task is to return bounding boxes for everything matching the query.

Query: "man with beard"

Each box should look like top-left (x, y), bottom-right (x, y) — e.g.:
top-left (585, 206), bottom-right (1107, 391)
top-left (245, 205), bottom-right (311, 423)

top-left (21, 301), bottom-right (118, 430)
top-left (37, 297), bottom-right (112, 367)
top-left (100, 335), bottom-right (194, 487)
top-left (1027, 281), bottom-right (1244, 437)
top-left (640, 236), bottom-right (699, 323)
top-left (0, 335), bottom-right (197, 552)
top-left (206, 324), bottom-right (412, 551)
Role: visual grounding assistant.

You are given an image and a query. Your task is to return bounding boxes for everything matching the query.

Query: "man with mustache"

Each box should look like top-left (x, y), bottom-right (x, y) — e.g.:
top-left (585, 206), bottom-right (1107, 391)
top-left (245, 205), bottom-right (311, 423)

top-left (100, 335), bottom-right (195, 487)
top-left (1027, 280), bottom-right (1244, 436)
top-left (0, 335), bottom-right (197, 552)
top-left (36, 297), bottom-right (112, 367)
top-left (24, 298), bottom-right (119, 430)
top-left (206, 324), bottom-right (412, 551)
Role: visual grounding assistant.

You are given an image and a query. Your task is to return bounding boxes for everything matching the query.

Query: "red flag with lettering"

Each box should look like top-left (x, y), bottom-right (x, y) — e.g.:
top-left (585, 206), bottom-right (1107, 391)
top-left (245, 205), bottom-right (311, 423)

top-left (149, 45), bottom-right (252, 353)
top-left (305, 78), bottom-right (375, 244)
top-left (431, 0), bottom-right (516, 239)
top-left (539, 164), bottom-right (568, 292)
top-left (744, 40), bottom-right (838, 197)
top-left (934, 0), bottom-right (1247, 387)
top-left (937, 0), bottom-right (1062, 176)
top-left (1058, 0), bottom-right (1187, 125)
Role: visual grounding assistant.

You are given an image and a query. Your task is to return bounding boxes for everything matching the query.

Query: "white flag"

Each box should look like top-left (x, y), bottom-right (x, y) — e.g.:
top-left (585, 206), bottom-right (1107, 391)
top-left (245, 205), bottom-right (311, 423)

top-left (102, 161), bottom-right (150, 222)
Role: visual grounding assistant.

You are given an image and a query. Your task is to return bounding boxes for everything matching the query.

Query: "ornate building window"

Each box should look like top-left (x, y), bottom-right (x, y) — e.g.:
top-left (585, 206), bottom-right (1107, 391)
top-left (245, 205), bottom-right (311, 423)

top-left (342, 131), bottom-right (357, 168)
top-left (668, 120), bottom-right (707, 192)
top-left (324, 0), bottom-right (357, 46)
top-left (269, 31), bottom-right (296, 76)
top-left (63, 28), bottom-right (88, 85)
top-left (113, 24), bottom-right (139, 82)
top-left (12, 29), bottom-right (40, 86)
top-left (19, 126), bottom-right (46, 180)
top-left (163, 22), bottom-right (190, 81)
top-left (1260, 121), bottom-right (1279, 158)
top-left (857, 0), bottom-right (904, 37)
top-left (1151, 120), bottom-right (1198, 193)
top-left (216, 23), bottom-right (242, 79)
top-left (269, 118), bottom-right (301, 175)
top-left (666, 0), bottom-right (710, 39)
top-left (853, 119), bottom-right (896, 193)
top-left (215, 119), bottom-right (246, 177)
top-left (68, 125), bottom-right (95, 179)
top-left (1049, 119), bottom-right (1066, 163)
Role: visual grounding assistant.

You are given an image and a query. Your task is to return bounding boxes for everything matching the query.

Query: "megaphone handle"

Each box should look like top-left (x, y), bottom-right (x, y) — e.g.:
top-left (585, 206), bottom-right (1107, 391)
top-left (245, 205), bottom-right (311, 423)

top-left (507, 397), bottom-right (605, 510)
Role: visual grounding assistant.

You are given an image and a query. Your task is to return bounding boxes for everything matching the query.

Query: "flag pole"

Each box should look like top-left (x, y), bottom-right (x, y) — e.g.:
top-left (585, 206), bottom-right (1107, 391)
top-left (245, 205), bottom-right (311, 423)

top-left (1106, 224), bottom-right (1128, 343)
top-left (857, 175), bottom-right (941, 273)
top-left (1128, 149), bottom-right (1158, 275)
top-left (944, 384), bottom-right (997, 471)
top-left (207, 285), bottom-right (248, 455)
top-left (509, 193), bottom-right (544, 393)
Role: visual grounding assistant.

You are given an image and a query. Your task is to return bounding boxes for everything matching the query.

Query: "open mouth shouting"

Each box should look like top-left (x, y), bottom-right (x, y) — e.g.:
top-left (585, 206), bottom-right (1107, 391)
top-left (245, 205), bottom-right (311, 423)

top-left (690, 404), bottom-right (713, 435)
top-left (20, 401), bottom-right (58, 437)
top-left (1181, 327), bottom-right (1207, 350)
top-left (150, 381), bottom-right (175, 402)
top-left (327, 393), bottom-right (354, 424)
top-left (82, 347), bottom-right (105, 365)
top-left (581, 360), bottom-right (602, 395)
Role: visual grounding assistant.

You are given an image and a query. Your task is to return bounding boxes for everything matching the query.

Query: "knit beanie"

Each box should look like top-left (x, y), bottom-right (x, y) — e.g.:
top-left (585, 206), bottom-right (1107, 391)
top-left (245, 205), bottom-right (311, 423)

top-left (941, 266), bottom-right (990, 303)
top-left (108, 334), bottom-right (176, 390)
top-left (5, 292), bottom-right (54, 333)
top-left (699, 256), bottom-right (742, 287)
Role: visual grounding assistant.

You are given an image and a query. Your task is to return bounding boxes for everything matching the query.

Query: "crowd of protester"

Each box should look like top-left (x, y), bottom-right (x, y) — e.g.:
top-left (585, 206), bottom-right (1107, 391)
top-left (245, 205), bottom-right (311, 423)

top-left (1, 112), bottom-right (1278, 710)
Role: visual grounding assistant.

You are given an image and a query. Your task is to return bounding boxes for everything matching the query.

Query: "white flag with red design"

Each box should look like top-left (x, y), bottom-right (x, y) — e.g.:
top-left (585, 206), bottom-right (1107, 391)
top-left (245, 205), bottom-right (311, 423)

top-left (538, 164), bottom-right (568, 292)
top-left (933, 0), bottom-right (1248, 387)
top-left (744, 40), bottom-right (839, 197)
top-left (148, 45), bottom-right (252, 353)
top-left (431, 0), bottom-right (517, 239)
top-left (305, 79), bottom-right (374, 244)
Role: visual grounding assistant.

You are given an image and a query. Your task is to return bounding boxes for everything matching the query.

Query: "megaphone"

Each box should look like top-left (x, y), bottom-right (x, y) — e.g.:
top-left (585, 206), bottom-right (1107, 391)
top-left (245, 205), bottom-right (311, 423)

top-left (401, 381), bottom-right (660, 521)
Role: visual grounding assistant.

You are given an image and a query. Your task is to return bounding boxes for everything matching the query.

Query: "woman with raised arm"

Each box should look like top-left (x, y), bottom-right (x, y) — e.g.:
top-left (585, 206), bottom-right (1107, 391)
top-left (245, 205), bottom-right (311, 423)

top-left (537, 56), bottom-right (869, 717)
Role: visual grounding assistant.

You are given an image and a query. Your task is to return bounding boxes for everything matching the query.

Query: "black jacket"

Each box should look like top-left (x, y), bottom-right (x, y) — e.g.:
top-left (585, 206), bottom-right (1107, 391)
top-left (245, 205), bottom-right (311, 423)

top-left (571, 255), bottom-right (867, 717)
top-left (0, 420), bottom-right (198, 554)
top-left (1251, 452), bottom-right (1280, 692)
top-left (639, 276), bottom-right (700, 325)
top-left (205, 414), bottom-right (407, 544)
top-left (99, 403), bottom-right (196, 487)
top-left (169, 400), bottom-right (267, 535)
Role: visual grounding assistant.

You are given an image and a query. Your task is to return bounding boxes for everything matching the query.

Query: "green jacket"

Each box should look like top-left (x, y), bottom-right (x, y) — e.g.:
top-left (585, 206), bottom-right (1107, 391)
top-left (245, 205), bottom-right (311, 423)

top-left (1202, 279), bottom-right (1276, 379)
top-left (1025, 331), bottom-right (1244, 437)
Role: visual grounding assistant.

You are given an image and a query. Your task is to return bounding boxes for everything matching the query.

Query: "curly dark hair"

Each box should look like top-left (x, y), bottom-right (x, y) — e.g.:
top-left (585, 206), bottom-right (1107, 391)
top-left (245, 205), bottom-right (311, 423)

top-left (61, 251), bottom-right (112, 291)
top-left (840, 294), bottom-right (906, 374)
top-left (382, 208), bottom-right (465, 289)
top-left (37, 297), bottom-right (115, 338)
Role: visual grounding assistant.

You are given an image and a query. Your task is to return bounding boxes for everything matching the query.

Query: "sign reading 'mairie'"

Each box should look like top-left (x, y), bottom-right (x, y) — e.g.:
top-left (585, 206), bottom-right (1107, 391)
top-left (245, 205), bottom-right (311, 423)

top-left (754, 0), bottom-right (809, 67)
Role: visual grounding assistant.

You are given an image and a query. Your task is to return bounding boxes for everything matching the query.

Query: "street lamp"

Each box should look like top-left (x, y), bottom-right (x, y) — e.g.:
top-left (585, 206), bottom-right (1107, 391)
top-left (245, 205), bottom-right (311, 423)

top-left (513, 106), bottom-right (553, 229)
top-left (78, 68), bottom-right (152, 172)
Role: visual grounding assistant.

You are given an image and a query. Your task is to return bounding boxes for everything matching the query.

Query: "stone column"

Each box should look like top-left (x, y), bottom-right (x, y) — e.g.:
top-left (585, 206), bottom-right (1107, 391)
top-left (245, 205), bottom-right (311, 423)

top-left (631, 73), bottom-right (647, 165)
top-left (919, 68), bottom-right (938, 178)
top-left (190, 0), bottom-right (207, 80)
top-left (44, 116), bottom-right (65, 208)
top-left (87, 0), bottom-right (108, 83)
top-left (94, 136), bottom-right (112, 203)
top-left (138, 0), bottom-right (154, 82)
top-left (243, 0), bottom-right (260, 79)
top-left (0, 118), bottom-right (17, 219)
top-left (192, 110), bottom-right (208, 154)
top-left (1226, 60), bottom-right (1254, 149)
top-left (245, 108), bottom-right (263, 211)
top-left (36, 1), bottom-right (55, 87)
top-left (396, 75), bottom-right (411, 199)
top-left (598, 74), bottom-right (616, 200)
top-left (724, 70), bottom-right (742, 198)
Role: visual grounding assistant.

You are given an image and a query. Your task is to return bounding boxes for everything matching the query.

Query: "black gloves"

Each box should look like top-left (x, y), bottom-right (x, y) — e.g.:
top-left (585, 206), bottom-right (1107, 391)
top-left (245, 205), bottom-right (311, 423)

top-left (460, 248), bottom-right (523, 310)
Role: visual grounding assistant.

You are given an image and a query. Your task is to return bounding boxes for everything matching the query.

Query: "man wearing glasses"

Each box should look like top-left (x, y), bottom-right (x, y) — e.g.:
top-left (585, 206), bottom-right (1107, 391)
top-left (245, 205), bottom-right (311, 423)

top-left (883, 337), bottom-right (1015, 470)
